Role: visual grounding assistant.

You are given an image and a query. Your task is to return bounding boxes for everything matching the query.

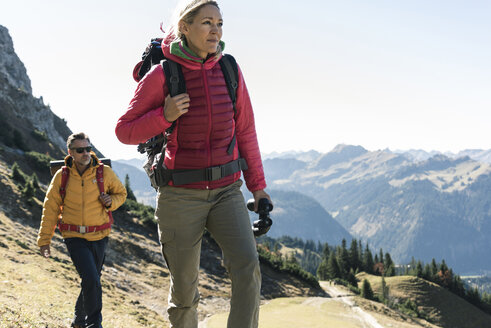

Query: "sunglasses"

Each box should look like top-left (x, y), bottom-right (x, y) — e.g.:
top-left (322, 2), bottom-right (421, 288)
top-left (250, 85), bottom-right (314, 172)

top-left (71, 146), bottom-right (92, 154)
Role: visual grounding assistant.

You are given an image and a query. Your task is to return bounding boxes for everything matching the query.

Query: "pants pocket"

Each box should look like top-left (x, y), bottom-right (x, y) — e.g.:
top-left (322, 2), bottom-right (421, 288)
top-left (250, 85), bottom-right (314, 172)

top-left (158, 227), bottom-right (175, 269)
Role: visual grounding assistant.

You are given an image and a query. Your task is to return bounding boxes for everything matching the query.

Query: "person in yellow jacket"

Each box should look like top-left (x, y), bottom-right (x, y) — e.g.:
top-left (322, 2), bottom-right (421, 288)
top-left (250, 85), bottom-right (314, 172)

top-left (37, 132), bottom-right (127, 328)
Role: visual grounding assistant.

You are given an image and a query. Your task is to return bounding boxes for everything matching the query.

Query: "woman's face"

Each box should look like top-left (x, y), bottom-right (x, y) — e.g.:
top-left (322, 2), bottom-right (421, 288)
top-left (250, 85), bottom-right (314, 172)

top-left (181, 4), bottom-right (223, 59)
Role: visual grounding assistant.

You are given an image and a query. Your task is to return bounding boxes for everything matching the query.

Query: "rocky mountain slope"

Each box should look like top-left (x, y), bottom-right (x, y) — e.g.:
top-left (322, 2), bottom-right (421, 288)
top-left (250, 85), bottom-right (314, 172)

top-left (0, 25), bottom-right (72, 153)
top-left (264, 144), bottom-right (491, 274)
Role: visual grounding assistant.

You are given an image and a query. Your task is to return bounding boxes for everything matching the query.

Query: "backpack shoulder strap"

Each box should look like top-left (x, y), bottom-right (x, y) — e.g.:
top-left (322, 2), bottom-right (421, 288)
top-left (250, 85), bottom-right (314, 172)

top-left (219, 54), bottom-right (238, 113)
top-left (59, 166), bottom-right (69, 204)
top-left (161, 58), bottom-right (186, 97)
top-left (96, 163), bottom-right (114, 223)
top-left (219, 54), bottom-right (240, 155)
top-left (96, 163), bottom-right (105, 194)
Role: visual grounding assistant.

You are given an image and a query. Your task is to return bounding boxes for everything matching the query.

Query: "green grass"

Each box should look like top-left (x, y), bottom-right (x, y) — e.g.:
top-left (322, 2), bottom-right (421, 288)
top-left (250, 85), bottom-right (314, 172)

top-left (357, 272), bottom-right (491, 327)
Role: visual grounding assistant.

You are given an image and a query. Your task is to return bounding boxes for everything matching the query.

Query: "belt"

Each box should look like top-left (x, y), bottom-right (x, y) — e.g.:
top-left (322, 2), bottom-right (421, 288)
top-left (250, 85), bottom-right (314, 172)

top-left (57, 213), bottom-right (113, 234)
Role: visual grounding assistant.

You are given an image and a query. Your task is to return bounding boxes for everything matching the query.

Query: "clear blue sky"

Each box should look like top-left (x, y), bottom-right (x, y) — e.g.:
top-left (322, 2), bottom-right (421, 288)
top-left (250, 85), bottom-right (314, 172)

top-left (2, 0), bottom-right (490, 160)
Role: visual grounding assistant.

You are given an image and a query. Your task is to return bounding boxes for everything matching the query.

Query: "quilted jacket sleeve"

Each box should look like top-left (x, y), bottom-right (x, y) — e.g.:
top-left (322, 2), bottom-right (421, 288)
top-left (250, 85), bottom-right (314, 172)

top-left (235, 64), bottom-right (267, 192)
top-left (104, 166), bottom-right (127, 212)
top-left (115, 65), bottom-right (173, 145)
top-left (37, 171), bottom-right (63, 247)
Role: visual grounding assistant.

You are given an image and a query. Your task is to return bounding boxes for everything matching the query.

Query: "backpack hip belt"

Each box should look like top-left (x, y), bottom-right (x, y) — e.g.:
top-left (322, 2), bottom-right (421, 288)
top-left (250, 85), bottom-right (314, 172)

top-left (57, 163), bottom-right (114, 233)
top-left (156, 157), bottom-right (248, 187)
top-left (57, 219), bottom-right (113, 234)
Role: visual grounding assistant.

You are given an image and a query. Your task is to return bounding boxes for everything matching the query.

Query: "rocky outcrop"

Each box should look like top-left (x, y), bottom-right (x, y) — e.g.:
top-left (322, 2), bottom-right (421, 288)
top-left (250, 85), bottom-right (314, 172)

top-left (0, 25), bottom-right (70, 151)
top-left (0, 25), bottom-right (31, 94)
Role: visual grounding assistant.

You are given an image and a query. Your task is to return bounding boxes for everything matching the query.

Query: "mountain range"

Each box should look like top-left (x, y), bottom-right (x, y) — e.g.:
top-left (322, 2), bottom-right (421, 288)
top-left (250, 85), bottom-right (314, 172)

top-left (261, 145), bottom-right (491, 275)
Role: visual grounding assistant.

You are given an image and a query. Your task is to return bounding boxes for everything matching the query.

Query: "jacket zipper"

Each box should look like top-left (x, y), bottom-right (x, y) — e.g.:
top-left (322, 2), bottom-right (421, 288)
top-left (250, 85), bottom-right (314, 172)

top-left (81, 179), bottom-right (85, 226)
top-left (201, 63), bottom-right (212, 189)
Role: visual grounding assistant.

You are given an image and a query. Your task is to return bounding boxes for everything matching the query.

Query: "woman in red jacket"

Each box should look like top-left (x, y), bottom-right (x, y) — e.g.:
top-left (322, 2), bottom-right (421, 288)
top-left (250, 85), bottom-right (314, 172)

top-left (115, 1), bottom-right (271, 327)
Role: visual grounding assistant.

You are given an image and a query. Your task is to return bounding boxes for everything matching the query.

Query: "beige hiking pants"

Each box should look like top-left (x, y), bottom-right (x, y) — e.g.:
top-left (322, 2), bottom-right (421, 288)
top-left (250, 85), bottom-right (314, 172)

top-left (156, 180), bottom-right (261, 328)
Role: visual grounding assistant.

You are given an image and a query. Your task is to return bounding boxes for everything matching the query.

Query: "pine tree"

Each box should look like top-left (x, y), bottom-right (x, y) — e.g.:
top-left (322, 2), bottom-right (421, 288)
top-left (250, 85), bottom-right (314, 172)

top-left (416, 261), bottom-right (423, 277)
top-left (363, 244), bottom-right (374, 274)
top-left (408, 257), bottom-right (417, 275)
top-left (337, 239), bottom-right (350, 278)
top-left (349, 239), bottom-right (361, 273)
top-left (346, 268), bottom-right (358, 287)
top-left (327, 252), bottom-right (341, 280)
top-left (317, 259), bottom-right (329, 280)
top-left (321, 243), bottom-right (330, 261)
top-left (439, 259), bottom-right (449, 273)
top-left (22, 179), bottom-right (35, 199)
top-left (361, 279), bottom-right (374, 300)
top-left (30, 173), bottom-right (40, 189)
top-left (384, 253), bottom-right (395, 276)
top-left (124, 174), bottom-right (137, 201)
top-left (452, 275), bottom-right (466, 298)
top-left (430, 259), bottom-right (438, 280)
top-left (11, 162), bottom-right (25, 184)
top-left (423, 263), bottom-right (432, 280)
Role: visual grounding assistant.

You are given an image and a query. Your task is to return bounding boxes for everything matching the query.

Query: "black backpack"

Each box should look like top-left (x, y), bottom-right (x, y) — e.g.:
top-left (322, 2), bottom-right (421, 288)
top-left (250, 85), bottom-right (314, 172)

top-left (134, 39), bottom-right (247, 189)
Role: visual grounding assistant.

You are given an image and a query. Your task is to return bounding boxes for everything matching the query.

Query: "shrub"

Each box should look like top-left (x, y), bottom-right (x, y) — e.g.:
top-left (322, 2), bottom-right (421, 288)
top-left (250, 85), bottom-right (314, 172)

top-left (25, 151), bottom-right (53, 171)
top-left (11, 162), bottom-right (26, 184)
top-left (396, 299), bottom-right (420, 317)
top-left (31, 129), bottom-right (49, 142)
top-left (122, 199), bottom-right (156, 228)
top-left (30, 173), bottom-right (40, 189)
top-left (22, 179), bottom-right (35, 199)
top-left (361, 279), bottom-right (374, 300)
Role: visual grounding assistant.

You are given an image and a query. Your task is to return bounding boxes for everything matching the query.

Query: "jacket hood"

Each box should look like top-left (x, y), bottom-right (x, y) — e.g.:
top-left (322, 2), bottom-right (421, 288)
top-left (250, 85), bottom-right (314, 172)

top-left (161, 30), bottom-right (224, 70)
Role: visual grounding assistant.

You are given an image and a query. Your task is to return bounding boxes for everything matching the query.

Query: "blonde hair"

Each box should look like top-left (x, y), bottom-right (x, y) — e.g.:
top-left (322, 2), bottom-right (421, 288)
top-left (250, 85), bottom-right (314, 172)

top-left (169, 0), bottom-right (222, 56)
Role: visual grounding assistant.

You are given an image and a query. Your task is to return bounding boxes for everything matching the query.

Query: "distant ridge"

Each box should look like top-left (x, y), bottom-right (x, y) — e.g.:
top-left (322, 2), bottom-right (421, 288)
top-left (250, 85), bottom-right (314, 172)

top-left (262, 145), bottom-right (491, 274)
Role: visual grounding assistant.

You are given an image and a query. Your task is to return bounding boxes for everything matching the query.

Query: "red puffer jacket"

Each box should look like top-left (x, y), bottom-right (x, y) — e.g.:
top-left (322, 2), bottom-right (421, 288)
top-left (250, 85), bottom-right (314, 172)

top-left (115, 39), bottom-right (266, 192)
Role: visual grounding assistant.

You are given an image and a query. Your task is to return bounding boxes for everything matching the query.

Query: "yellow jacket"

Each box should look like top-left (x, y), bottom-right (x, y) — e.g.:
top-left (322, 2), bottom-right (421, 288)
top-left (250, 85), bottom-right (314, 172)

top-left (37, 154), bottom-right (127, 246)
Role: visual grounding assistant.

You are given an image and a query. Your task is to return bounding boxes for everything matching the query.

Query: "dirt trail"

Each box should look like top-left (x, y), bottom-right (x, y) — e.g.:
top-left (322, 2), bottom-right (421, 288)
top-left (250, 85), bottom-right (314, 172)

top-left (318, 281), bottom-right (384, 328)
top-left (201, 281), bottom-right (432, 328)
top-left (200, 281), bottom-right (385, 328)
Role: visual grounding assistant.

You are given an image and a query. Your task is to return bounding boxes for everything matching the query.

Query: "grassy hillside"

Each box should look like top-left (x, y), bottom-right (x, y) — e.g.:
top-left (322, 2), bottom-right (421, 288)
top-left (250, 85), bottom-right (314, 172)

top-left (357, 273), bottom-right (491, 328)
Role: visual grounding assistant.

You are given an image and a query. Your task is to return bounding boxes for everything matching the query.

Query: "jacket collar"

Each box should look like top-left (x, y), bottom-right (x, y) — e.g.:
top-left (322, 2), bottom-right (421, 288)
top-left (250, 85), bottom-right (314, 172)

top-left (162, 35), bottom-right (224, 70)
top-left (64, 153), bottom-right (100, 175)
